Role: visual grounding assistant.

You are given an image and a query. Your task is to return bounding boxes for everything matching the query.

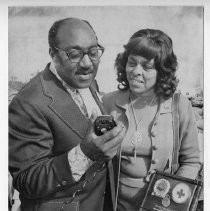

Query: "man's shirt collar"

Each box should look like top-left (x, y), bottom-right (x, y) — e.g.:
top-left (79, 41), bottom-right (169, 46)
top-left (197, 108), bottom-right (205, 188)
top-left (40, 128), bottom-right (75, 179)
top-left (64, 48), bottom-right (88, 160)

top-left (49, 62), bottom-right (77, 94)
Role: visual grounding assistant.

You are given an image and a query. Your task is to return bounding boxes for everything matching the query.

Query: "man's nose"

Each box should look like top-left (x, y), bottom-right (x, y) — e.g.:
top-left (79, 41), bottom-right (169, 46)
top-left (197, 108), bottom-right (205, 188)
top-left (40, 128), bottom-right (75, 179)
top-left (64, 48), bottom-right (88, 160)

top-left (79, 54), bottom-right (92, 68)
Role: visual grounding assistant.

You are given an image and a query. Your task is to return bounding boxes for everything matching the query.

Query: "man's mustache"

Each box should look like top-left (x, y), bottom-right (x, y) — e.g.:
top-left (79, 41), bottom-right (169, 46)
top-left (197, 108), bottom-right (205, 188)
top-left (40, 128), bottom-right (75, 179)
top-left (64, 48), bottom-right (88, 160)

top-left (76, 68), bottom-right (94, 74)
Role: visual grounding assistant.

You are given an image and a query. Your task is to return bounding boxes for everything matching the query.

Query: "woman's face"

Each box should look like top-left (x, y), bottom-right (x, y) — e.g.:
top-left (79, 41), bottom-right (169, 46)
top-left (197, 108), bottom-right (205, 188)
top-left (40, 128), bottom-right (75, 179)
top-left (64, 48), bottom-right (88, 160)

top-left (126, 54), bottom-right (157, 96)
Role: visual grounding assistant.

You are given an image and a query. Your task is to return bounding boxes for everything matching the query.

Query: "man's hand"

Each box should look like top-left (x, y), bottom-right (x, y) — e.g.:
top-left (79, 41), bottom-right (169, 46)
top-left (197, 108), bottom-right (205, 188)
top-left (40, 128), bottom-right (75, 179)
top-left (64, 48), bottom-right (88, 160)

top-left (80, 109), bottom-right (124, 162)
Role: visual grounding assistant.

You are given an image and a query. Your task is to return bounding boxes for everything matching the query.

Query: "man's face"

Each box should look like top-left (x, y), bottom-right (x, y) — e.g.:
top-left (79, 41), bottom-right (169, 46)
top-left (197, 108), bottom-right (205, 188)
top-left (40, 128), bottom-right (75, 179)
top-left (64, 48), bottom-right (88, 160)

top-left (52, 20), bottom-right (100, 89)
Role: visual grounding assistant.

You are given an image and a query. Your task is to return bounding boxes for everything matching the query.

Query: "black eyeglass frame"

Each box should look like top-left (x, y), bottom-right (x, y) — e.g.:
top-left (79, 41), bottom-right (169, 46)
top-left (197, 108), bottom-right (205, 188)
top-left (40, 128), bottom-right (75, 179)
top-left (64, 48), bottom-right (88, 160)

top-left (53, 44), bottom-right (105, 63)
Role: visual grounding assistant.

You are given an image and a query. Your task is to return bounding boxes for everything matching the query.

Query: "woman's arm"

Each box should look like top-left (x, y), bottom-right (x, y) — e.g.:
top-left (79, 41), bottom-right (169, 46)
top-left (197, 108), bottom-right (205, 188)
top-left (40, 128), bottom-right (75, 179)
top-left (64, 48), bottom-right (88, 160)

top-left (176, 95), bottom-right (201, 179)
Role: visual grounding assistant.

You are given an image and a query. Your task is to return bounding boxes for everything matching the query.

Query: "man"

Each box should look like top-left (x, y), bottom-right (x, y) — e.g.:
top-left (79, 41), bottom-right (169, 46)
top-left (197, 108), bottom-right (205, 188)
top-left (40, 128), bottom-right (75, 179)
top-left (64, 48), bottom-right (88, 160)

top-left (9, 18), bottom-right (124, 211)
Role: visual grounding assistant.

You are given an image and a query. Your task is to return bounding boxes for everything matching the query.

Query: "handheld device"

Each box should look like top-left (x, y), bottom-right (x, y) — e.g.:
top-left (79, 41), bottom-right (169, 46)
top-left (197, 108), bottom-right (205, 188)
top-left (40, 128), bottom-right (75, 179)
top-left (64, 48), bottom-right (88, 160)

top-left (94, 115), bottom-right (117, 136)
top-left (89, 82), bottom-right (117, 136)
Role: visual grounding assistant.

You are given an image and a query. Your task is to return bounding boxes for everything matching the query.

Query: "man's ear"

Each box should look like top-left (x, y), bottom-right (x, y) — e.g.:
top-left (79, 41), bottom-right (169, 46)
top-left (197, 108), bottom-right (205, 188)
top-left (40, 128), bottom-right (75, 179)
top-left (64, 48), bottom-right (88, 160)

top-left (49, 47), bottom-right (55, 58)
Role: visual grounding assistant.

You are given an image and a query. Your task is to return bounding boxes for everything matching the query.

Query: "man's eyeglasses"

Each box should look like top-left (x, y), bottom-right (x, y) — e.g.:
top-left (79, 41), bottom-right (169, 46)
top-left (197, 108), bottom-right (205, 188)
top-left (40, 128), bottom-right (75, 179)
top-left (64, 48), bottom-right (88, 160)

top-left (53, 44), bottom-right (105, 63)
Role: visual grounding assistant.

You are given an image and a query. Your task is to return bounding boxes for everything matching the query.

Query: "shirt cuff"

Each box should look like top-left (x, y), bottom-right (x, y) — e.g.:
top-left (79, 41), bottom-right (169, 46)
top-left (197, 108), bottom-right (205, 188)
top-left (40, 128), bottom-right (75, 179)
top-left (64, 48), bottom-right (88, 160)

top-left (68, 144), bottom-right (94, 182)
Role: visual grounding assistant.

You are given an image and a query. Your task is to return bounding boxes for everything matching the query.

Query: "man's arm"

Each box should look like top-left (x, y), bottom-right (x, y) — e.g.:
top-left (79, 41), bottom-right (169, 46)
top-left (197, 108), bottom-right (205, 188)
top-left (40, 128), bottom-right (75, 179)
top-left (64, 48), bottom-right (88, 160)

top-left (9, 97), bottom-right (81, 199)
top-left (176, 95), bottom-right (201, 179)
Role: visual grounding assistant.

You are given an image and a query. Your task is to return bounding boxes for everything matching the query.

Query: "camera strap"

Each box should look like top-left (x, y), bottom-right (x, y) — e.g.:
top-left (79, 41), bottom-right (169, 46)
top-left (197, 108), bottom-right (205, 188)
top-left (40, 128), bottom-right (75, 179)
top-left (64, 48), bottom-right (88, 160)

top-left (59, 162), bottom-right (106, 210)
top-left (171, 92), bottom-right (181, 174)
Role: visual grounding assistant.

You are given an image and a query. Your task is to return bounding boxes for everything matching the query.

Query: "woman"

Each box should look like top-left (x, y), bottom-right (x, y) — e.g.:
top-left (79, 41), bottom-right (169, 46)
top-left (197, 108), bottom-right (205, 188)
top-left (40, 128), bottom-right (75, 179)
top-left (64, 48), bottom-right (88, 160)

top-left (103, 29), bottom-right (200, 211)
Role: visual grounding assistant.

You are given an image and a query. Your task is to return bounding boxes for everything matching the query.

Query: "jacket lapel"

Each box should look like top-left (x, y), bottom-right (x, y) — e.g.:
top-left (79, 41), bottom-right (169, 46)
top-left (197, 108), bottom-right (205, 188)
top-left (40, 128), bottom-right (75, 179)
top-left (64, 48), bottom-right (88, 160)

top-left (40, 64), bottom-right (90, 139)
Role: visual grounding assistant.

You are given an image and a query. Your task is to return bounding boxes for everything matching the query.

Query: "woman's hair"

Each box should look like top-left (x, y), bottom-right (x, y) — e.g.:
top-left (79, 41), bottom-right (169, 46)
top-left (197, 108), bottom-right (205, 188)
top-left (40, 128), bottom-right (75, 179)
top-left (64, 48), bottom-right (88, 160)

top-left (115, 29), bottom-right (179, 99)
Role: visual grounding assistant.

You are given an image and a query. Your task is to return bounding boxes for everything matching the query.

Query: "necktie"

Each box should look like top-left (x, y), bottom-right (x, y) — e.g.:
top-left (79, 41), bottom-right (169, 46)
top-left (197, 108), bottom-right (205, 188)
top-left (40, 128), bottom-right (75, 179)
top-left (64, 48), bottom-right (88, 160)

top-left (72, 90), bottom-right (89, 118)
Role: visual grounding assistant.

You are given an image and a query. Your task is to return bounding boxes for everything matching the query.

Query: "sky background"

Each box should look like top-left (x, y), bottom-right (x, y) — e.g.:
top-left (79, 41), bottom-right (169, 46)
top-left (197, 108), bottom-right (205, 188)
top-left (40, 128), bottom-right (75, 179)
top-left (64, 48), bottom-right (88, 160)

top-left (9, 6), bottom-right (203, 94)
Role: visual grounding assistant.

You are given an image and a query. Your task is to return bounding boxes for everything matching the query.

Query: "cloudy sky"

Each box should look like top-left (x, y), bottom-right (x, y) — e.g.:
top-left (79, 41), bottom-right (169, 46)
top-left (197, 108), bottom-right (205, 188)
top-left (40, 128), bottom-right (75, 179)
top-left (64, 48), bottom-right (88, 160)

top-left (9, 6), bottom-right (203, 94)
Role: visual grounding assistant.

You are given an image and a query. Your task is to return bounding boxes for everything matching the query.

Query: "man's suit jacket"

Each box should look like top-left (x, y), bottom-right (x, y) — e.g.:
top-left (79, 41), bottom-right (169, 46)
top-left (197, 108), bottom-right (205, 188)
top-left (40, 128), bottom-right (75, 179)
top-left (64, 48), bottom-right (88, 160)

top-left (9, 63), bottom-right (114, 211)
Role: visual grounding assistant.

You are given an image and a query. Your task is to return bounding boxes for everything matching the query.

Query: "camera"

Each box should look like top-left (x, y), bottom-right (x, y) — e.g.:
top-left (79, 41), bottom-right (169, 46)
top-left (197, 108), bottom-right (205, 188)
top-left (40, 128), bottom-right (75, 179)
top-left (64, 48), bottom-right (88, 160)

top-left (94, 115), bottom-right (117, 136)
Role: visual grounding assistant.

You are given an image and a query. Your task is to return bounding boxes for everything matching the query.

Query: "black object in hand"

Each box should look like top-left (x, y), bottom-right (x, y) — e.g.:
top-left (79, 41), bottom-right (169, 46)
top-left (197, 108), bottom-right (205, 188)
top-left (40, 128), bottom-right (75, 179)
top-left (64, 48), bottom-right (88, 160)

top-left (94, 115), bottom-right (117, 136)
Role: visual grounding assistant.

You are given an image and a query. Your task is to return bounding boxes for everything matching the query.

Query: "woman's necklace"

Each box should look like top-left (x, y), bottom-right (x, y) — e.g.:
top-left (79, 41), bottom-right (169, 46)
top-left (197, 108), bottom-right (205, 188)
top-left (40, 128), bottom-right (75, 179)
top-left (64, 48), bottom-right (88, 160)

top-left (129, 93), bottom-right (156, 161)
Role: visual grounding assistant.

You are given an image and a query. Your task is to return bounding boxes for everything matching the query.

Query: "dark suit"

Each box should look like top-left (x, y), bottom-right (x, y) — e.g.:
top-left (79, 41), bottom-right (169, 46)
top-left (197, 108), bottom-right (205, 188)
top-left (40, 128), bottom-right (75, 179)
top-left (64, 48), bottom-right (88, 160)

top-left (9, 63), bottom-right (114, 211)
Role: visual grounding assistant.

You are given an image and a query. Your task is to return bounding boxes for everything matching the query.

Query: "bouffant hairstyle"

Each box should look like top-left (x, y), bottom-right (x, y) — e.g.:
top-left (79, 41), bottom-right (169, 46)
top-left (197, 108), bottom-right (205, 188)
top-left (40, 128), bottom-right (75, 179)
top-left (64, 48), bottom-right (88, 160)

top-left (115, 29), bottom-right (179, 99)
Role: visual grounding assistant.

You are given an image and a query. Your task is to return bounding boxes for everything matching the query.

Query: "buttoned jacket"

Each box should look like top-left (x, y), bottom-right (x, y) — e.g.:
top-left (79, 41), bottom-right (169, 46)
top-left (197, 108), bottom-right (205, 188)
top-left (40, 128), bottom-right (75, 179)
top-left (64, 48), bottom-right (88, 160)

top-left (9, 64), bottom-right (114, 211)
top-left (103, 90), bottom-right (200, 192)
